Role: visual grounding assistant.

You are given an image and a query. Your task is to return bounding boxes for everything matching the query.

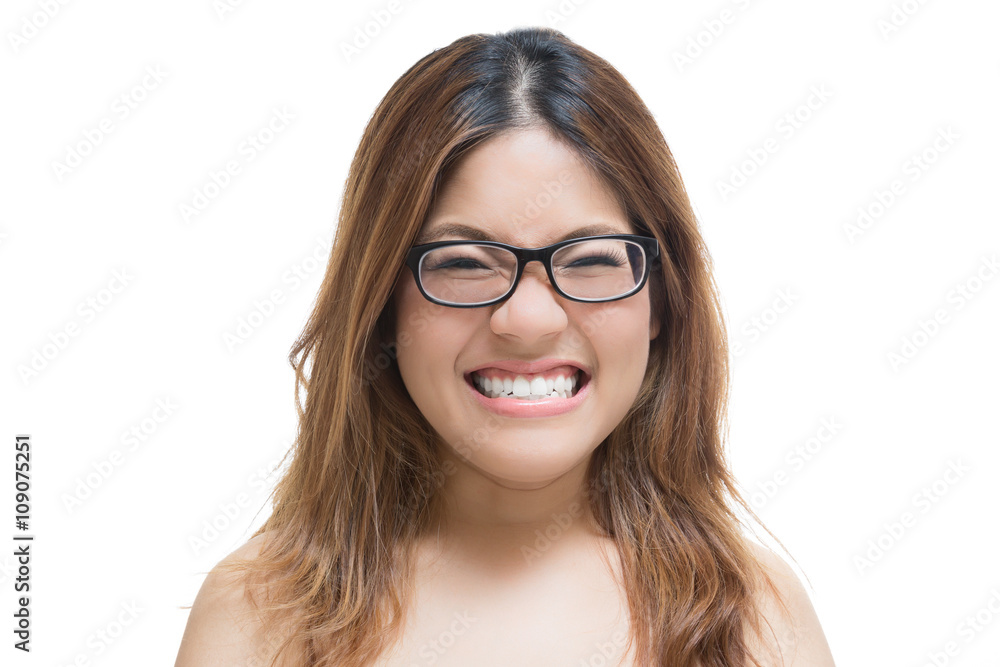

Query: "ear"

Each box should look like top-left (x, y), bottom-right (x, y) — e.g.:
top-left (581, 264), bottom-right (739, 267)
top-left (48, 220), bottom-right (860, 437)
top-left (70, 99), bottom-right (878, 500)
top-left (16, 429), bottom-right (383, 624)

top-left (649, 313), bottom-right (661, 341)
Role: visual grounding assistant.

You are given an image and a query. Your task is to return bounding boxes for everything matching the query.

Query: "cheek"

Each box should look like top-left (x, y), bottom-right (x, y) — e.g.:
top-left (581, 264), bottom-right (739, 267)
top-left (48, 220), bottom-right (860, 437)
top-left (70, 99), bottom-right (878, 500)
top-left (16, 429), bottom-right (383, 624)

top-left (583, 293), bottom-right (651, 344)
top-left (584, 296), bottom-right (652, 382)
top-left (393, 279), bottom-right (476, 380)
top-left (394, 278), bottom-right (443, 346)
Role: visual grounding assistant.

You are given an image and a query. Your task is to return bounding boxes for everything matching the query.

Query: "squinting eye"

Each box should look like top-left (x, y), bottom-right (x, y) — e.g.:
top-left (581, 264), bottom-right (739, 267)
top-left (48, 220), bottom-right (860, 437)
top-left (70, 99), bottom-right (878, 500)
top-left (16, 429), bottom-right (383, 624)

top-left (427, 257), bottom-right (489, 270)
top-left (567, 250), bottom-right (627, 268)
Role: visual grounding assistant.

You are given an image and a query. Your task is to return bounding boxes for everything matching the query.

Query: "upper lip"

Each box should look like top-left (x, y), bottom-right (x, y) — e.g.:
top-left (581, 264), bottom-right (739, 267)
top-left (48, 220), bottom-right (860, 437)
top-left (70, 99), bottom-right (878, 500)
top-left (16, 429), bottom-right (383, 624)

top-left (466, 358), bottom-right (591, 380)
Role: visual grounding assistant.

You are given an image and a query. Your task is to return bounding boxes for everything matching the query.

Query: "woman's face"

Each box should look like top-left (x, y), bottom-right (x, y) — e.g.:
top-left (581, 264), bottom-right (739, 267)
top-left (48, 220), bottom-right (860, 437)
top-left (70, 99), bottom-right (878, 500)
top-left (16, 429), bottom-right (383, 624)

top-left (391, 127), bottom-right (660, 489)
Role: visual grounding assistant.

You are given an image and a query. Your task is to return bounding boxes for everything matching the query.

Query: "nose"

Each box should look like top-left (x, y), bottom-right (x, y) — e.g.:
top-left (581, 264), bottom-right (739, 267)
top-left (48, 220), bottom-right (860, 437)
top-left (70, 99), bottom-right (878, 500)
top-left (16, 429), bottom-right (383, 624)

top-left (489, 260), bottom-right (569, 342)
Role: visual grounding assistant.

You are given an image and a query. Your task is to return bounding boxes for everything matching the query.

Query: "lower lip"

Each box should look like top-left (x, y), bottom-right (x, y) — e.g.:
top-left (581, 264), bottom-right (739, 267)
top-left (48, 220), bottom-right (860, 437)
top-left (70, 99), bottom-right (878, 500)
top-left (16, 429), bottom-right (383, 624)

top-left (465, 373), bottom-right (590, 418)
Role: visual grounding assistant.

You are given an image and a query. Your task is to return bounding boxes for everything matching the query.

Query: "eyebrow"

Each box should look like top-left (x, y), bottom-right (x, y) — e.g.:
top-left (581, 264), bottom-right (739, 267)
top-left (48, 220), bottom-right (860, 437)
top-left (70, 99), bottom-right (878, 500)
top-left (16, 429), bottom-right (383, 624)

top-left (414, 222), bottom-right (630, 245)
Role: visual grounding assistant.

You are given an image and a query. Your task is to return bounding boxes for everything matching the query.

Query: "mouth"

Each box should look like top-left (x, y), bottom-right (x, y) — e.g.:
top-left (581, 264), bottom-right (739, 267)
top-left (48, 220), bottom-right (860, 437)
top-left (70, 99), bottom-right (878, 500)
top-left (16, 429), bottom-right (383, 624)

top-left (464, 366), bottom-right (590, 401)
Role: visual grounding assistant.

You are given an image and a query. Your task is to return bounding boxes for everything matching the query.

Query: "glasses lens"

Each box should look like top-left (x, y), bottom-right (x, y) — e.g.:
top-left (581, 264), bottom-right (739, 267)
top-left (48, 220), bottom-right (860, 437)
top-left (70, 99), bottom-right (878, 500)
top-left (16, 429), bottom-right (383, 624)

top-left (551, 238), bottom-right (646, 300)
top-left (418, 244), bottom-right (517, 305)
top-left (417, 239), bottom-right (648, 305)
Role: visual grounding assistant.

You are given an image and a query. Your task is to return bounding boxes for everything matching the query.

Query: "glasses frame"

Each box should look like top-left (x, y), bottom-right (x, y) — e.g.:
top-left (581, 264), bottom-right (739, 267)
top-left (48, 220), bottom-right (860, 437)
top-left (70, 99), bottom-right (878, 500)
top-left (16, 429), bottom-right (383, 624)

top-left (404, 234), bottom-right (660, 308)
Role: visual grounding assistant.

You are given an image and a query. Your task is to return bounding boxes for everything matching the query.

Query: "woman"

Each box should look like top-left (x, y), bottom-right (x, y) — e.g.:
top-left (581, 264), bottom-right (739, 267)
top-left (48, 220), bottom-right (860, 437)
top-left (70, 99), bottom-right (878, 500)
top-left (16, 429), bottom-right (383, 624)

top-left (176, 27), bottom-right (835, 666)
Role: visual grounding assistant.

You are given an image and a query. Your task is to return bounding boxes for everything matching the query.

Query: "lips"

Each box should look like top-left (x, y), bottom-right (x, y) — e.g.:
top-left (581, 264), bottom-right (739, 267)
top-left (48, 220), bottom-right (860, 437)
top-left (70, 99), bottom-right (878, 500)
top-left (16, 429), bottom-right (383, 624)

top-left (466, 367), bottom-right (586, 399)
top-left (459, 358), bottom-right (593, 417)
top-left (465, 361), bottom-right (590, 397)
top-left (463, 364), bottom-right (592, 418)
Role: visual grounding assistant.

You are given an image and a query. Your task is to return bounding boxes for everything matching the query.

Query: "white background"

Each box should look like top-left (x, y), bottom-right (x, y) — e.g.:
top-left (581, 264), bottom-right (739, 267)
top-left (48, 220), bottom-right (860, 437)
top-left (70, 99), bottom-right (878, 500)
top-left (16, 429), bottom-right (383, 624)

top-left (2, 0), bottom-right (998, 665)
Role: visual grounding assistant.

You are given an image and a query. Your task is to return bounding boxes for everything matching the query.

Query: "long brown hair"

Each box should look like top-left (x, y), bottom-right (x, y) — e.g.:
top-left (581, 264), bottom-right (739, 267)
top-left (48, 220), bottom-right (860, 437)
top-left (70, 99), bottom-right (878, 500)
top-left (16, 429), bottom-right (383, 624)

top-left (220, 26), bottom-right (795, 666)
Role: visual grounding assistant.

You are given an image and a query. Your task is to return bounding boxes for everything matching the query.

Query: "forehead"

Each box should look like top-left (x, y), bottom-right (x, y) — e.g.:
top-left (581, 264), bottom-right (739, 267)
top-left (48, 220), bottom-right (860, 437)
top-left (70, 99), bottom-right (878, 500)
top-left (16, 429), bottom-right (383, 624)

top-left (417, 128), bottom-right (631, 246)
top-left (415, 222), bottom-right (629, 246)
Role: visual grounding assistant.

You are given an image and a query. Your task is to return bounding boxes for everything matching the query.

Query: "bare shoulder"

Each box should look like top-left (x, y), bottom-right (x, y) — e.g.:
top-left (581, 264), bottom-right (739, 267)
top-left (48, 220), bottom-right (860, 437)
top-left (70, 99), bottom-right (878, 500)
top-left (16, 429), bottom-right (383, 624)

top-left (745, 542), bottom-right (837, 667)
top-left (175, 532), bottom-right (301, 667)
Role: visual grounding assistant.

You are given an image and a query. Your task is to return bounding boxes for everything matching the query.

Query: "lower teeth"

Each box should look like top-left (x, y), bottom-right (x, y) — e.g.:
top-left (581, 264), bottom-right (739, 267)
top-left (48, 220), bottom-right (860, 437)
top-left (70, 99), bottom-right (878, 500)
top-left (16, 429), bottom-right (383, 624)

top-left (478, 387), bottom-right (577, 400)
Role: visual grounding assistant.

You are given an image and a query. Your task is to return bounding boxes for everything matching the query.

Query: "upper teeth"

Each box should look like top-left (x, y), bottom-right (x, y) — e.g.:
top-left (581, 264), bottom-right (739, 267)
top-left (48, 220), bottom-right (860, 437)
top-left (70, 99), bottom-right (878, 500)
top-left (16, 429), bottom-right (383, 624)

top-left (473, 371), bottom-right (579, 399)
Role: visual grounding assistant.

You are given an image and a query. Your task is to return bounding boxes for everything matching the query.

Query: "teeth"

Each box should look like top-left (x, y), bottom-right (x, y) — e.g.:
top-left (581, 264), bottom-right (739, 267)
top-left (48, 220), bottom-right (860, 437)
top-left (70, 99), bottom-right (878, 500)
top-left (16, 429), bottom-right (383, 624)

top-left (472, 370), bottom-right (582, 400)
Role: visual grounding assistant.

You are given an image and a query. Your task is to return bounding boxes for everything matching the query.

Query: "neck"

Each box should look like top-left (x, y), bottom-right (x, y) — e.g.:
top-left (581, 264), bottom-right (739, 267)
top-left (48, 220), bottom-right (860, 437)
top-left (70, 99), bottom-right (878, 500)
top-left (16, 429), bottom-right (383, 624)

top-left (418, 445), bottom-right (605, 570)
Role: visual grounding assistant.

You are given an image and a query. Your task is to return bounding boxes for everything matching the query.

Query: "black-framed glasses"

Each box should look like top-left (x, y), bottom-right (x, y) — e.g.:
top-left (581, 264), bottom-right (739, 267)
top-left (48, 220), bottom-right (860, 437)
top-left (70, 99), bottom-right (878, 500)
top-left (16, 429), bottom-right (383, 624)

top-left (404, 234), bottom-right (660, 308)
